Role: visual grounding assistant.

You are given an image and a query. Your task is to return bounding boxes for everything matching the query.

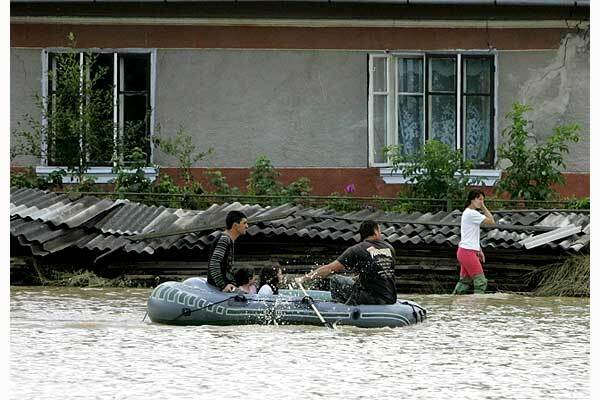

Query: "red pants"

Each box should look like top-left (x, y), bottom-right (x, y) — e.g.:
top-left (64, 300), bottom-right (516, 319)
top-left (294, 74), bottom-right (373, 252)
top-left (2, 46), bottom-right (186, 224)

top-left (457, 247), bottom-right (484, 278)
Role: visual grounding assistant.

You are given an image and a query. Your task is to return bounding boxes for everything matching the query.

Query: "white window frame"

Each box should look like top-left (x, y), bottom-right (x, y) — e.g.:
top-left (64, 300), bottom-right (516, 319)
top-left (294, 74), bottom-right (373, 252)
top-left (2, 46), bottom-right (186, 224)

top-left (37, 48), bottom-right (157, 183)
top-left (368, 51), bottom-right (501, 184)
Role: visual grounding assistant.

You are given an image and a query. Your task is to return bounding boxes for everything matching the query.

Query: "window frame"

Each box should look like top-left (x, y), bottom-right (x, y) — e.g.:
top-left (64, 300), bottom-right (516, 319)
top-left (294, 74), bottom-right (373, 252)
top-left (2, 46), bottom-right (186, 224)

top-left (40, 48), bottom-right (157, 168)
top-left (368, 51), bottom-right (497, 170)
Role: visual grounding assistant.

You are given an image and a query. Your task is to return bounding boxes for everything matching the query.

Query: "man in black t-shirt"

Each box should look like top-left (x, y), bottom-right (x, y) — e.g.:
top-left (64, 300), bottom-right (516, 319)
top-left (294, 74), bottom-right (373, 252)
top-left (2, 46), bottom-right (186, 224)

top-left (297, 220), bottom-right (397, 305)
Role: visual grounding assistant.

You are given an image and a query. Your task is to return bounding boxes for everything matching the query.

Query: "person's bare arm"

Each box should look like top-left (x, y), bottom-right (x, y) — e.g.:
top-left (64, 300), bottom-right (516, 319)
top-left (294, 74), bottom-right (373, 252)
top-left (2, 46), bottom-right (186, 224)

top-left (297, 260), bottom-right (345, 284)
top-left (481, 203), bottom-right (495, 225)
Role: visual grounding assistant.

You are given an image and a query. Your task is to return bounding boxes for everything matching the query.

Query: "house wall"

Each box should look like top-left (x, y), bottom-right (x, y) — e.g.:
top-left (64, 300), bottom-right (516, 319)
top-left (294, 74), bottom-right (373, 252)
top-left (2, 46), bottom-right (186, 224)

top-left (10, 48), bottom-right (43, 166)
top-left (496, 34), bottom-right (590, 172)
top-left (10, 23), bottom-right (590, 196)
top-left (154, 50), bottom-right (368, 167)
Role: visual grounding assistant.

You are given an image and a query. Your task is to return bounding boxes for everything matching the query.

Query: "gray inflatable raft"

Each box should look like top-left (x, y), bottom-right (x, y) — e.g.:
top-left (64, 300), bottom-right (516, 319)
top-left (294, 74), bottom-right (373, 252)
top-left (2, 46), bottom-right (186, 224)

top-left (147, 277), bottom-right (427, 328)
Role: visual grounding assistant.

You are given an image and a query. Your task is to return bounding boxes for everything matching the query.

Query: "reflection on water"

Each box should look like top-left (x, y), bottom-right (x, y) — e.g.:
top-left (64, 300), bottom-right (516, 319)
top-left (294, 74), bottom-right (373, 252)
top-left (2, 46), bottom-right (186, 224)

top-left (10, 287), bottom-right (589, 400)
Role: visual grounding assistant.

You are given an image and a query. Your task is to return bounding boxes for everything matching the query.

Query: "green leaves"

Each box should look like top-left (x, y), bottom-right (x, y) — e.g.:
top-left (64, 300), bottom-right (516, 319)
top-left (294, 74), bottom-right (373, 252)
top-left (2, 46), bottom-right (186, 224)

top-left (496, 103), bottom-right (580, 201)
top-left (153, 125), bottom-right (213, 189)
top-left (385, 139), bottom-right (480, 210)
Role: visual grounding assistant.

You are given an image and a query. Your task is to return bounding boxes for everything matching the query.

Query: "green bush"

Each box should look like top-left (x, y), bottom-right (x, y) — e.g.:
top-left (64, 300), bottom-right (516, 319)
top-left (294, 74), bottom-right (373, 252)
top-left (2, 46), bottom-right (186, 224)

top-left (153, 124), bottom-right (212, 191)
top-left (496, 103), bottom-right (580, 202)
top-left (385, 139), bottom-right (480, 211)
top-left (565, 197), bottom-right (590, 210)
top-left (245, 155), bottom-right (313, 206)
top-left (112, 146), bottom-right (153, 195)
top-left (205, 169), bottom-right (241, 196)
top-left (246, 155), bottom-right (283, 196)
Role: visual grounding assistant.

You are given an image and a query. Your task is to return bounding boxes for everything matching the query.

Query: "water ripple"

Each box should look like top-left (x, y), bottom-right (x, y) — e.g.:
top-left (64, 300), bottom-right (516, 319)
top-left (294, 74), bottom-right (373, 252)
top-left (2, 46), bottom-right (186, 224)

top-left (10, 287), bottom-right (589, 400)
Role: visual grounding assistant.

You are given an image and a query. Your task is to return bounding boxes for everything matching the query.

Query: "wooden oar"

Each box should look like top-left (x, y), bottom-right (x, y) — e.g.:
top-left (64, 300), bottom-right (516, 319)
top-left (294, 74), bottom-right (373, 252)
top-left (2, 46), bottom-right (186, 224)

top-left (127, 210), bottom-right (294, 241)
top-left (297, 282), bottom-right (333, 329)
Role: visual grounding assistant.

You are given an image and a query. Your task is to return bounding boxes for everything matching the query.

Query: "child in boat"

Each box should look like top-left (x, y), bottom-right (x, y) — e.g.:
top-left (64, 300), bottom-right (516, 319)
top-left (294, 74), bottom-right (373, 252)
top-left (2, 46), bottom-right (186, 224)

top-left (257, 267), bottom-right (283, 295)
top-left (234, 268), bottom-right (258, 294)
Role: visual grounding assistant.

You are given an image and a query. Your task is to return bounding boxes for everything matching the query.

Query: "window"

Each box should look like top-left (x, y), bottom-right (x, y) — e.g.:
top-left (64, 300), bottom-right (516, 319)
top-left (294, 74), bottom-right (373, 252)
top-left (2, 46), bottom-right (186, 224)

top-left (369, 53), bottom-right (495, 168)
top-left (44, 50), bottom-right (153, 167)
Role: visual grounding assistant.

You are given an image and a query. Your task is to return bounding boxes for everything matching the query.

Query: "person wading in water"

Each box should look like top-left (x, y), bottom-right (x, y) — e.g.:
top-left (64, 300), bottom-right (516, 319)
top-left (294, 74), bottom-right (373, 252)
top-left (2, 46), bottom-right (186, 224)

top-left (453, 189), bottom-right (495, 294)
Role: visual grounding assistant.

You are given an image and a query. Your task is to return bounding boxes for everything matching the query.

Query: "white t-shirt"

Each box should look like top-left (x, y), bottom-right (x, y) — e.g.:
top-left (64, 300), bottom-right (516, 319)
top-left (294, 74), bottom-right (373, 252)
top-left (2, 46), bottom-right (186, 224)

top-left (459, 208), bottom-right (487, 251)
top-left (257, 285), bottom-right (274, 296)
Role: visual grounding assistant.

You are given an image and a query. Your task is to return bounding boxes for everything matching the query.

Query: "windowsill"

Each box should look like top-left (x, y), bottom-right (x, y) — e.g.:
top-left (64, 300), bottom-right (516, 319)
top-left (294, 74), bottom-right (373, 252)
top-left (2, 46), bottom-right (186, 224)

top-left (35, 166), bottom-right (158, 184)
top-left (379, 167), bottom-right (501, 186)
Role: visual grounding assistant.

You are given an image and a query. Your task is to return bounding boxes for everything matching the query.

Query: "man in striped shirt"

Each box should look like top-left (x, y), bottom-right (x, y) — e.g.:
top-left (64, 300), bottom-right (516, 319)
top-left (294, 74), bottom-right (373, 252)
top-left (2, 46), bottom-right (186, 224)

top-left (207, 211), bottom-right (249, 292)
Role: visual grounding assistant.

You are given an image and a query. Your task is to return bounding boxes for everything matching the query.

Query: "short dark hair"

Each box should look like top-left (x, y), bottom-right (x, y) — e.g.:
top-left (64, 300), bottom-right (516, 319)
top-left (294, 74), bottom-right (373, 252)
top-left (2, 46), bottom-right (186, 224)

top-left (464, 189), bottom-right (485, 209)
top-left (234, 268), bottom-right (253, 286)
top-left (226, 210), bottom-right (246, 229)
top-left (359, 220), bottom-right (379, 241)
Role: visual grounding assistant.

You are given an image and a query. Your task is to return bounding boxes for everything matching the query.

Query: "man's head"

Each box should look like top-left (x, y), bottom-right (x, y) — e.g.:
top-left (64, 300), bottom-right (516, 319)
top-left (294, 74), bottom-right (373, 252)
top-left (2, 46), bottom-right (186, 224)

top-left (359, 220), bottom-right (381, 241)
top-left (226, 210), bottom-right (248, 235)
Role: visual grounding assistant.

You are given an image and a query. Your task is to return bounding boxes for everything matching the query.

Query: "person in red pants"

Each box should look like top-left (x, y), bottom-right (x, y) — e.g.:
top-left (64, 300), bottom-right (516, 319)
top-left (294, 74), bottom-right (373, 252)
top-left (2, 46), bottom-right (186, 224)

top-left (453, 189), bottom-right (495, 294)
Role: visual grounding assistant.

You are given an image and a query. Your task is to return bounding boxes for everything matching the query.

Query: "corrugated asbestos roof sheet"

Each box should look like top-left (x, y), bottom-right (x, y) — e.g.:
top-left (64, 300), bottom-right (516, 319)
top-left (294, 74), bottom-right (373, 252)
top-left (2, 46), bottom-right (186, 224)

top-left (10, 188), bottom-right (590, 259)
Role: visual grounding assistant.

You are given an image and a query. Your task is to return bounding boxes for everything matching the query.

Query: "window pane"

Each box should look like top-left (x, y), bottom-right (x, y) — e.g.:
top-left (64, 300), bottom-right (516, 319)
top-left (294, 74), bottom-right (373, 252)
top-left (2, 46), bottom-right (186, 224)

top-left (90, 53), bottom-right (114, 91)
top-left (464, 58), bottom-right (491, 94)
top-left (48, 53), bottom-right (81, 166)
top-left (121, 94), bottom-right (150, 163)
top-left (373, 94), bottom-right (388, 163)
top-left (429, 94), bottom-right (456, 148)
top-left (122, 54), bottom-right (149, 92)
top-left (373, 58), bottom-right (387, 92)
top-left (398, 58), bottom-right (423, 93)
top-left (87, 53), bottom-right (115, 166)
top-left (429, 58), bottom-right (456, 92)
top-left (464, 96), bottom-right (491, 165)
top-left (398, 95), bottom-right (424, 155)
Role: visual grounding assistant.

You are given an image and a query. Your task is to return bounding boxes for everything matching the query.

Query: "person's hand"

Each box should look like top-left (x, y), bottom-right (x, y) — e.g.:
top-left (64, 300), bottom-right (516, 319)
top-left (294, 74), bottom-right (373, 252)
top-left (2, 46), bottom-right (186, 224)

top-left (294, 276), bottom-right (306, 285)
top-left (478, 251), bottom-right (485, 263)
top-left (223, 283), bottom-right (236, 293)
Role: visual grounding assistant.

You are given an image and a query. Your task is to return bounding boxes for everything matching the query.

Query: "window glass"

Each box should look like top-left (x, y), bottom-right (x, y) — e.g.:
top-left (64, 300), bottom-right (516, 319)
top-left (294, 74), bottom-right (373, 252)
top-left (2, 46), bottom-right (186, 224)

top-left (122, 54), bottom-right (149, 92)
top-left (47, 53), bottom-right (81, 166)
top-left (46, 51), bottom-right (151, 167)
top-left (373, 94), bottom-right (388, 163)
top-left (369, 53), bottom-right (495, 168)
top-left (464, 96), bottom-right (491, 164)
top-left (429, 94), bottom-right (456, 148)
top-left (121, 94), bottom-right (150, 163)
top-left (464, 58), bottom-right (491, 94)
top-left (87, 53), bottom-right (115, 165)
top-left (398, 95), bottom-right (424, 156)
top-left (429, 58), bottom-right (456, 92)
top-left (373, 57), bottom-right (387, 92)
top-left (398, 58), bottom-right (423, 93)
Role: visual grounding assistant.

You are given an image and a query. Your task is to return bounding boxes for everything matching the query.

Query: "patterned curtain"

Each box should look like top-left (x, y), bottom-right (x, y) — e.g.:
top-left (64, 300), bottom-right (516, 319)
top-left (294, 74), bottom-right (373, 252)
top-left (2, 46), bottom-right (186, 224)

top-left (428, 57), bottom-right (456, 148)
top-left (463, 58), bottom-right (492, 166)
top-left (397, 57), bottom-right (424, 156)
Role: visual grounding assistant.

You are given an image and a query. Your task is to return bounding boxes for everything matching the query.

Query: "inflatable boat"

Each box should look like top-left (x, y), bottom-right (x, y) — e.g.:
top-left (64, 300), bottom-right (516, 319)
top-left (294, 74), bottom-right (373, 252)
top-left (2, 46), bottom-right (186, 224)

top-left (147, 277), bottom-right (427, 328)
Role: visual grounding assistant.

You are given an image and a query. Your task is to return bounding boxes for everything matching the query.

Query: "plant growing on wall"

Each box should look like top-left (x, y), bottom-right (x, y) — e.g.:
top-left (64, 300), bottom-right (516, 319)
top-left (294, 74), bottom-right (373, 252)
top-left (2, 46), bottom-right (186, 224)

top-left (495, 103), bottom-right (581, 201)
top-left (153, 124), bottom-right (213, 194)
top-left (385, 139), bottom-right (479, 211)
